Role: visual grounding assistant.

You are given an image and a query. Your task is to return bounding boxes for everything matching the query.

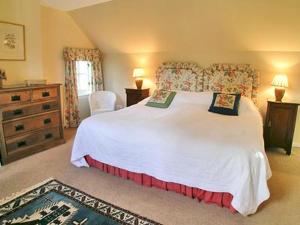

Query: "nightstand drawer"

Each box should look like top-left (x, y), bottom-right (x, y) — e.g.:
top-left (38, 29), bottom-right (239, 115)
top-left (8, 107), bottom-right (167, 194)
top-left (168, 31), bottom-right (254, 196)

top-left (32, 87), bottom-right (58, 101)
top-left (125, 88), bottom-right (150, 106)
top-left (2, 101), bottom-right (59, 121)
top-left (5, 127), bottom-right (61, 153)
top-left (3, 111), bottom-right (60, 138)
top-left (0, 90), bottom-right (30, 106)
top-left (127, 95), bottom-right (142, 106)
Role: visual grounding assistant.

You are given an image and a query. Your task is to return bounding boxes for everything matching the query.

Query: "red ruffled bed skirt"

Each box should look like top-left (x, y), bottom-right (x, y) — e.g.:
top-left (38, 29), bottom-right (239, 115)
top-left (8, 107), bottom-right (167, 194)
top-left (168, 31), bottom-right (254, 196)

top-left (85, 155), bottom-right (236, 213)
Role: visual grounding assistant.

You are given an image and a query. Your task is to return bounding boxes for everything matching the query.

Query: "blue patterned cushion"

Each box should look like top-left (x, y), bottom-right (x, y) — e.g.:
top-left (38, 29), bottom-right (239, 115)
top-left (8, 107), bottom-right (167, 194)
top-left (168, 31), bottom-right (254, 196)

top-left (209, 93), bottom-right (241, 116)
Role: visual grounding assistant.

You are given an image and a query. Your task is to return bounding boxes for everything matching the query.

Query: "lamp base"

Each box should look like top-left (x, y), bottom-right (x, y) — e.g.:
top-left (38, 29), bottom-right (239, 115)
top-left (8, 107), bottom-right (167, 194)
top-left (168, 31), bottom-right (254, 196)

top-left (135, 79), bottom-right (143, 89)
top-left (275, 88), bottom-right (285, 102)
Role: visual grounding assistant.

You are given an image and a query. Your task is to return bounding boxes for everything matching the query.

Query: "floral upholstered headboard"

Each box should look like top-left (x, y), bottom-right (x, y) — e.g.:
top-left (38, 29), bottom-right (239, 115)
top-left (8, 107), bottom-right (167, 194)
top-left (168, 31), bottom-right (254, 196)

top-left (156, 62), bottom-right (203, 92)
top-left (203, 64), bottom-right (259, 103)
top-left (156, 62), bottom-right (259, 103)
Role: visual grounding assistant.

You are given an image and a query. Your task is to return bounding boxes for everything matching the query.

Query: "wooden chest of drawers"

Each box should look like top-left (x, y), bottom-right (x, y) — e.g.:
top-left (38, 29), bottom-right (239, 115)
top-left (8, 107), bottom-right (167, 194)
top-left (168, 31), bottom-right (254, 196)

top-left (0, 84), bottom-right (65, 165)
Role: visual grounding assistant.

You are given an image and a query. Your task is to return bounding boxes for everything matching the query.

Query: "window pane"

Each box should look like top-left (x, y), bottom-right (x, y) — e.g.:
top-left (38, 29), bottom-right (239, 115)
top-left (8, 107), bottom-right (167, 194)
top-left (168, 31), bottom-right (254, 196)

top-left (76, 61), bottom-right (92, 96)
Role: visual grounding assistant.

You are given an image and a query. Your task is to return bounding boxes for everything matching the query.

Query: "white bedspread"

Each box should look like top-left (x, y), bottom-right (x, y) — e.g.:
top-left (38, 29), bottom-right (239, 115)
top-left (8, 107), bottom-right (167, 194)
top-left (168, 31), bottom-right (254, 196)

top-left (71, 91), bottom-right (271, 216)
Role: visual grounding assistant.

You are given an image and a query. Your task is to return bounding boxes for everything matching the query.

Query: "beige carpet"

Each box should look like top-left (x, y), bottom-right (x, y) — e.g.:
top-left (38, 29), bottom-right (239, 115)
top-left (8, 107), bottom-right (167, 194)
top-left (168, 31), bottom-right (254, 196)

top-left (0, 128), bottom-right (299, 225)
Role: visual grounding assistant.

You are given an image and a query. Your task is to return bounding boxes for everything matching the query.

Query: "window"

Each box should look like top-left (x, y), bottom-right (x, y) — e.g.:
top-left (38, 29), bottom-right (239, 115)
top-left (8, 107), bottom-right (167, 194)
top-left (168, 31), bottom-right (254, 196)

top-left (76, 61), bottom-right (92, 96)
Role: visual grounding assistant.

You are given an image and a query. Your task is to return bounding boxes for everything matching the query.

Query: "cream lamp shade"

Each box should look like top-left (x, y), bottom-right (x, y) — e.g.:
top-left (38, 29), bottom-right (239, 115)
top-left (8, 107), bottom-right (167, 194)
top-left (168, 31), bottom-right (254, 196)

top-left (272, 74), bottom-right (288, 88)
top-left (272, 74), bottom-right (288, 102)
top-left (133, 68), bottom-right (145, 78)
top-left (132, 68), bottom-right (145, 89)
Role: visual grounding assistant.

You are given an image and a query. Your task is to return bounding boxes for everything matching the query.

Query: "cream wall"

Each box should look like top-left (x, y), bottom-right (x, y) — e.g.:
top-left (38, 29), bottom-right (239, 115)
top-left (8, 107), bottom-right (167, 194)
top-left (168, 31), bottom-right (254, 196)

top-left (0, 0), bottom-right (43, 84)
top-left (41, 6), bottom-right (95, 119)
top-left (0, 1), bottom-right (95, 120)
top-left (70, 0), bottom-right (300, 144)
top-left (41, 6), bottom-right (95, 84)
top-left (102, 52), bottom-right (300, 112)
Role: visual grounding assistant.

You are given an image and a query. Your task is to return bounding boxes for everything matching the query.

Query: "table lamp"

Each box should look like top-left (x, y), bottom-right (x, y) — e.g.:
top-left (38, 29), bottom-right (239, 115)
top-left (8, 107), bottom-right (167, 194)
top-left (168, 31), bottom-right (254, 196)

top-left (133, 68), bottom-right (145, 89)
top-left (272, 74), bottom-right (288, 102)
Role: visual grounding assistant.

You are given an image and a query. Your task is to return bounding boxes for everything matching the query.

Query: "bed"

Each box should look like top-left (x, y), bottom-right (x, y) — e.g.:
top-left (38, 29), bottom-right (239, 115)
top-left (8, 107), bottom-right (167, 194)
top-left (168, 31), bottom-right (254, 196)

top-left (71, 62), bottom-right (271, 216)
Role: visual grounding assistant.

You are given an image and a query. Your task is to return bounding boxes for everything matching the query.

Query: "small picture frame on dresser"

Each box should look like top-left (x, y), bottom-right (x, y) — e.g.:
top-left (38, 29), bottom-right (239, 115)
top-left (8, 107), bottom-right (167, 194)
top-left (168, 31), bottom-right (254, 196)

top-left (25, 79), bottom-right (47, 86)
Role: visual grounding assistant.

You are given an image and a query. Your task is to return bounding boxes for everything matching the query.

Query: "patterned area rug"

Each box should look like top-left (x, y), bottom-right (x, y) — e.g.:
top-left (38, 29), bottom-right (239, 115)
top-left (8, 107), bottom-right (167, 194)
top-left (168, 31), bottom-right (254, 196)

top-left (0, 179), bottom-right (160, 225)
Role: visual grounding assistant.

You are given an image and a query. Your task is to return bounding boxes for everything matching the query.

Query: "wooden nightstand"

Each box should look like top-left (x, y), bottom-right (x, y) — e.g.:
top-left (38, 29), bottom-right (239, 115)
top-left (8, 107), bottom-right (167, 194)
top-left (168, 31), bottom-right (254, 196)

top-left (264, 100), bottom-right (300, 155)
top-left (125, 88), bottom-right (150, 107)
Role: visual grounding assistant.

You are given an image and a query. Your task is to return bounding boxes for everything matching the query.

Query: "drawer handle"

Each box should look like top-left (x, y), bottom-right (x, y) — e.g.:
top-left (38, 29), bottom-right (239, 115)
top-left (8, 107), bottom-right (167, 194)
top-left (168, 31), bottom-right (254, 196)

top-left (15, 124), bottom-right (25, 131)
top-left (44, 118), bottom-right (52, 124)
top-left (42, 104), bottom-right (51, 110)
top-left (42, 91), bottom-right (50, 97)
top-left (11, 95), bottom-right (21, 101)
top-left (17, 141), bottom-right (27, 148)
top-left (45, 133), bottom-right (53, 139)
top-left (13, 109), bottom-right (23, 115)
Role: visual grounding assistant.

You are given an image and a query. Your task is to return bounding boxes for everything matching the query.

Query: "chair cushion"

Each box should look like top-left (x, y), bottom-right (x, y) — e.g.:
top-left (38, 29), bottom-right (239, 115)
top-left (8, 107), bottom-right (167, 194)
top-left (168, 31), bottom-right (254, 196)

top-left (92, 108), bottom-right (114, 115)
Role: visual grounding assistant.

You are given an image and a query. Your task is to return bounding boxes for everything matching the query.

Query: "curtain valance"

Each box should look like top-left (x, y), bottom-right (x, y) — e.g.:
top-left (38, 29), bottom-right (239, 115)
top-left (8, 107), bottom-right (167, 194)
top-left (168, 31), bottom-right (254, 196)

top-left (63, 47), bottom-right (102, 62)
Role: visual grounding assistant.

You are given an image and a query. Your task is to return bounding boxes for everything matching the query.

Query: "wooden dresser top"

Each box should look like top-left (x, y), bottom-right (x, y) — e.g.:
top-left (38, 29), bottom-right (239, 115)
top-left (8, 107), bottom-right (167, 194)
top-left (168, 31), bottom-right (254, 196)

top-left (0, 83), bottom-right (61, 93)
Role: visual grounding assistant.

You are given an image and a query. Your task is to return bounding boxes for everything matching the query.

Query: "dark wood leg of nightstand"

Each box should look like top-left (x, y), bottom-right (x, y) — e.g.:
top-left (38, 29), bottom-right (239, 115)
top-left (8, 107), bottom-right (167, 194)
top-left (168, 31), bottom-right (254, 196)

top-left (286, 145), bottom-right (292, 155)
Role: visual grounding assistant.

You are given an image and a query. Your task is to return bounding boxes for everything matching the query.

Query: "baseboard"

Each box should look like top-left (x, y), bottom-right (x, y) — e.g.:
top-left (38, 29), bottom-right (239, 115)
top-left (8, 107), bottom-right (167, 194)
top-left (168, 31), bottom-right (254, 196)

top-left (293, 142), bottom-right (300, 148)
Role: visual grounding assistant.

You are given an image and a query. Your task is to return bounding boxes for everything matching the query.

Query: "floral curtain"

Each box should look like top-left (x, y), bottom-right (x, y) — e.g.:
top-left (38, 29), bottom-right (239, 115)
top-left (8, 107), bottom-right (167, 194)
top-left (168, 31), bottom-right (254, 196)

top-left (64, 60), bottom-right (80, 128)
top-left (91, 60), bottom-right (104, 92)
top-left (63, 47), bottom-right (104, 128)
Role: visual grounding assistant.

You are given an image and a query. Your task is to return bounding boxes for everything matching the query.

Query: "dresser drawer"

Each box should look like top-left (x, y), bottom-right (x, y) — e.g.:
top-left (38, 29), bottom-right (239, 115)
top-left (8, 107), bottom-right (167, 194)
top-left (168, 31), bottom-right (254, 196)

top-left (0, 90), bottom-right (30, 106)
top-left (32, 87), bottom-right (58, 101)
top-left (5, 127), bottom-right (61, 153)
top-left (3, 111), bottom-right (60, 138)
top-left (2, 101), bottom-right (59, 121)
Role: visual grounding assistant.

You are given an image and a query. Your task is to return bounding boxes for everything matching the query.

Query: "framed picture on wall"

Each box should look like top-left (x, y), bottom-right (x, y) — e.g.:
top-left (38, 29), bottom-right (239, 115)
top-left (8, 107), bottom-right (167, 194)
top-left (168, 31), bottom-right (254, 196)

top-left (0, 21), bottom-right (25, 61)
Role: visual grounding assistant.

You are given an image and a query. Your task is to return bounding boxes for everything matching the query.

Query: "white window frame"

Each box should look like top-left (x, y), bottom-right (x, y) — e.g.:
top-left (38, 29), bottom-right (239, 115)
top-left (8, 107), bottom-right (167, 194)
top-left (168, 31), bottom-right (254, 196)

top-left (76, 60), bottom-right (92, 97)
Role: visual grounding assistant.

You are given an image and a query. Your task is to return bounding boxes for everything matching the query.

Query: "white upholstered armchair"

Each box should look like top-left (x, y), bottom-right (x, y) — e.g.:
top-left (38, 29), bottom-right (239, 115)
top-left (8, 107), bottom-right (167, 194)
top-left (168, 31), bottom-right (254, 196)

top-left (88, 91), bottom-right (117, 116)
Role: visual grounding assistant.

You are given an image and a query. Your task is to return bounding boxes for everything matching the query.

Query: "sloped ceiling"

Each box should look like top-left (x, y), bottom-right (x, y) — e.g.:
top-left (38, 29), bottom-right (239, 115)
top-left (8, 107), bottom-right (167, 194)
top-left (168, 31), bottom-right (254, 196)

top-left (40, 0), bottom-right (112, 11)
top-left (69, 0), bottom-right (300, 54)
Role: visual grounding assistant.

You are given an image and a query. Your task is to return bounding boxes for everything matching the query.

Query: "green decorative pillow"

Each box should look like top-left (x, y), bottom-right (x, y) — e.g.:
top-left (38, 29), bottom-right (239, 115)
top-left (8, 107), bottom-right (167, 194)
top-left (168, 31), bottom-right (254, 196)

top-left (146, 90), bottom-right (176, 108)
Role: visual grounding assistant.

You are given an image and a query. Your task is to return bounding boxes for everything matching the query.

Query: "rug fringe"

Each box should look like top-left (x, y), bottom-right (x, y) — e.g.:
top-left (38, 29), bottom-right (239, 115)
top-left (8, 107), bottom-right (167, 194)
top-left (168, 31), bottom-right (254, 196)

top-left (0, 177), bottom-right (55, 205)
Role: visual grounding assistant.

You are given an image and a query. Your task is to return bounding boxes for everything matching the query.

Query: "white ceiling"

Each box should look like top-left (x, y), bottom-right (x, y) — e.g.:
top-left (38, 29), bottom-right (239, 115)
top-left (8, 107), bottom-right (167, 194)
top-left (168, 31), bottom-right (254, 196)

top-left (40, 0), bottom-right (112, 11)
